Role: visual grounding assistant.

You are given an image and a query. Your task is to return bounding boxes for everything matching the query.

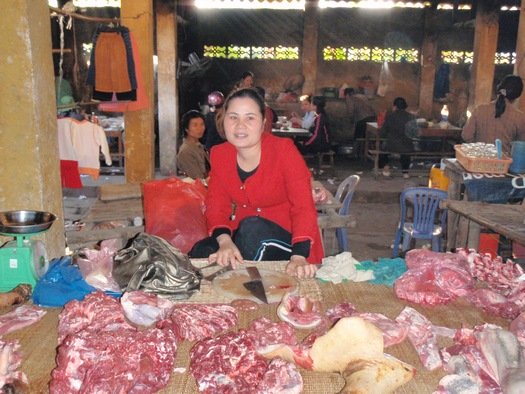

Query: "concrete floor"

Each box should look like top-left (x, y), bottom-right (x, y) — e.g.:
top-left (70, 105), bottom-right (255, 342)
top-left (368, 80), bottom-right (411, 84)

top-left (66, 155), bottom-right (438, 261)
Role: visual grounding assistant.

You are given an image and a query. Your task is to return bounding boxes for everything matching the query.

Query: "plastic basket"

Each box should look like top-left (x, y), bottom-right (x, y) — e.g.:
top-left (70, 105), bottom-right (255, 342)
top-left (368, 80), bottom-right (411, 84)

top-left (454, 145), bottom-right (512, 174)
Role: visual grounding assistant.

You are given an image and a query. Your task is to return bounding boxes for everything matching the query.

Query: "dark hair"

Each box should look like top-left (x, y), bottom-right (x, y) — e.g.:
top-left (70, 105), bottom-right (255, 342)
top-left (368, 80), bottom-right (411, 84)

top-left (312, 96), bottom-right (326, 114)
top-left (254, 86), bottom-right (266, 100)
top-left (241, 71), bottom-right (254, 80)
top-left (344, 88), bottom-right (356, 97)
top-left (495, 75), bottom-right (523, 118)
top-left (181, 110), bottom-right (205, 136)
top-left (393, 97), bottom-right (408, 110)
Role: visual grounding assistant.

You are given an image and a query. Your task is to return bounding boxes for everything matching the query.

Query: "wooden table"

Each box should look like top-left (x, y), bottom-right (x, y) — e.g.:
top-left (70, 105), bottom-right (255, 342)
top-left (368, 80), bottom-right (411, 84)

top-left (272, 127), bottom-right (311, 138)
top-left (442, 199), bottom-right (525, 249)
top-left (443, 158), bottom-right (525, 250)
top-left (5, 264), bottom-right (510, 393)
top-left (364, 122), bottom-right (460, 174)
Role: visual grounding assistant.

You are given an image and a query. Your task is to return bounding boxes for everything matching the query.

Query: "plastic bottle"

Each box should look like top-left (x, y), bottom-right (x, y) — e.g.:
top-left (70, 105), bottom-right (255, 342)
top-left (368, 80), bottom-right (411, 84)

top-left (440, 105), bottom-right (449, 123)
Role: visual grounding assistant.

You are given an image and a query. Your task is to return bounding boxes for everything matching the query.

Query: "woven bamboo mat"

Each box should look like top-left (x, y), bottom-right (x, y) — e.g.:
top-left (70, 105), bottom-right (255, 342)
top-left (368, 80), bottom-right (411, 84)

top-left (3, 262), bottom-right (511, 393)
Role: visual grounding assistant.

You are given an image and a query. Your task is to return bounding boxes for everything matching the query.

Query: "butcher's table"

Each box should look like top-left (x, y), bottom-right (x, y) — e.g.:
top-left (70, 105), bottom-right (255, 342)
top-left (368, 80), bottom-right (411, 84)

top-left (4, 260), bottom-right (509, 393)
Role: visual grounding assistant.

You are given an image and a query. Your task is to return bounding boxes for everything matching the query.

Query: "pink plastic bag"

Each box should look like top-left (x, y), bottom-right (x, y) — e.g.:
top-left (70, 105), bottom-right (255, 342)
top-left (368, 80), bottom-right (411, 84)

top-left (143, 177), bottom-right (207, 253)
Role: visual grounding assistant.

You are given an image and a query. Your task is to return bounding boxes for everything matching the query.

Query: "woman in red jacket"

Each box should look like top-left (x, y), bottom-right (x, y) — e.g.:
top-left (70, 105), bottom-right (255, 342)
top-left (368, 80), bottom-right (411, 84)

top-left (189, 88), bottom-right (323, 278)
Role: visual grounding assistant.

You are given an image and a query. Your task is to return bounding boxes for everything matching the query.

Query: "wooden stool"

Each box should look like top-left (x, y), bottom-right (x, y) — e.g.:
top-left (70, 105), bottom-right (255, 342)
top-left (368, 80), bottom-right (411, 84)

top-left (105, 129), bottom-right (124, 167)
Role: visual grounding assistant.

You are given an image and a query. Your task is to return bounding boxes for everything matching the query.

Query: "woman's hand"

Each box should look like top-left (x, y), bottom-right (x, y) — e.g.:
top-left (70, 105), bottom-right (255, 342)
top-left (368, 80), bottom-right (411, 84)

top-left (286, 255), bottom-right (318, 279)
top-left (208, 234), bottom-right (244, 269)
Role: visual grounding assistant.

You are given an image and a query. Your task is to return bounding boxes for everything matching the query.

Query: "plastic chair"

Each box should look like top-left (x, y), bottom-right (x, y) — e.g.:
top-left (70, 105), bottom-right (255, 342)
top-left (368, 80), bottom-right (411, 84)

top-left (334, 174), bottom-right (360, 252)
top-left (391, 187), bottom-right (448, 258)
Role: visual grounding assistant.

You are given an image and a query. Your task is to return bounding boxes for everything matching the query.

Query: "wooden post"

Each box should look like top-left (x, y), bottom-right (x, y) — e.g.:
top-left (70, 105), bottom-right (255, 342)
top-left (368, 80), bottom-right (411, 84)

top-left (156, 1), bottom-right (178, 176)
top-left (418, 33), bottom-right (437, 119)
top-left (514, 3), bottom-right (525, 111)
top-left (0, 0), bottom-right (65, 258)
top-left (121, 0), bottom-right (155, 183)
top-left (469, 1), bottom-right (499, 107)
top-left (302, 0), bottom-right (319, 95)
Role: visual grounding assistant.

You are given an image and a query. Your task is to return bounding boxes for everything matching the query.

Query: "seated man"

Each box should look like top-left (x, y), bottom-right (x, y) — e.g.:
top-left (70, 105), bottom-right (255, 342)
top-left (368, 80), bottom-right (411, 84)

top-left (344, 88), bottom-right (376, 156)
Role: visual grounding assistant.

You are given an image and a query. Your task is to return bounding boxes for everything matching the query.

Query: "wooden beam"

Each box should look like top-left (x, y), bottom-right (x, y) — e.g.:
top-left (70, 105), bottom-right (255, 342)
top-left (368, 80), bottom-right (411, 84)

top-left (418, 30), bottom-right (438, 119)
top-left (121, 0), bottom-right (155, 183)
top-left (469, 1), bottom-right (499, 107)
top-left (301, 0), bottom-right (319, 95)
top-left (156, 1), bottom-right (178, 176)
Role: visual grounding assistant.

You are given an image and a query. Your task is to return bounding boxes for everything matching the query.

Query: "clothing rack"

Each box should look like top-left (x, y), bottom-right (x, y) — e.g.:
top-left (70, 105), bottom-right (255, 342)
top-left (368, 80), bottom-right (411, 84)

top-left (49, 6), bottom-right (120, 24)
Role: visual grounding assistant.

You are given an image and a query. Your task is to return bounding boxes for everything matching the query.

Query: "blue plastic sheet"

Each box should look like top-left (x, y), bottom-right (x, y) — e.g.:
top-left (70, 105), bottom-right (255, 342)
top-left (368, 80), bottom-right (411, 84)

top-left (32, 256), bottom-right (100, 307)
top-left (359, 257), bottom-right (407, 287)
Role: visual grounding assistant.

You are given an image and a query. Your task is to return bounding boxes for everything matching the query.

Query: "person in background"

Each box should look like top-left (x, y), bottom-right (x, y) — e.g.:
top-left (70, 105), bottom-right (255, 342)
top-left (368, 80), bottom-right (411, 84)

top-left (298, 96), bottom-right (331, 154)
top-left (189, 88), bottom-right (323, 278)
top-left (177, 110), bottom-right (210, 180)
top-left (290, 94), bottom-right (315, 129)
top-left (378, 97), bottom-right (416, 178)
top-left (204, 90), bottom-right (226, 151)
top-left (254, 86), bottom-right (277, 134)
top-left (235, 71), bottom-right (255, 90)
top-left (462, 74), bottom-right (525, 154)
top-left (344, 87), bottom-right (377, 156)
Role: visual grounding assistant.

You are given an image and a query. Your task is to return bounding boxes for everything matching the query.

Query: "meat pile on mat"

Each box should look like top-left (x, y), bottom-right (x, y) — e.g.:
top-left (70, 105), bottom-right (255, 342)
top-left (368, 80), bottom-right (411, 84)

top-left (394, 248), bottom-right (525, 319)
top-left (50, 292), bottom-right (178, 393)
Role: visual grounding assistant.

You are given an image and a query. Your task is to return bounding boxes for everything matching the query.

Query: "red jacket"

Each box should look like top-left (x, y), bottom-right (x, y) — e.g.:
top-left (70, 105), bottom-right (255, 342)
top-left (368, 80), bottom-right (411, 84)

top-left (206, 133), bottom-right (324, 263)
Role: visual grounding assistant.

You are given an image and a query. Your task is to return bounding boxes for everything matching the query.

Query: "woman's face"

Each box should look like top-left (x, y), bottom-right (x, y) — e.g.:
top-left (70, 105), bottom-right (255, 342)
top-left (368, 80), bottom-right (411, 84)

top-left (223, 96), bottom-right (264, 150)
top-left (300, 100), bottom-right (312, 112)
top-left (240, 75), bottom-right (254, 88)
top-left (186, 117), bottom-right (205, 141)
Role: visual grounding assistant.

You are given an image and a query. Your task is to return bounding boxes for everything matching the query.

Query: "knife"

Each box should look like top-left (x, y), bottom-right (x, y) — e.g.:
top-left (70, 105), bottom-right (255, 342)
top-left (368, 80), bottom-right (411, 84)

top-left (243, 266), bottom-right (268, 304)
top-left (203, 265), bottom-right (232, 282)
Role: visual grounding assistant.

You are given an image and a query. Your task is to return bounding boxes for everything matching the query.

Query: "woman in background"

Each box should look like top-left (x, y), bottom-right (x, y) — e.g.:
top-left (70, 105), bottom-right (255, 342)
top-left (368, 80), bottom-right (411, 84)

top-left (189, 88), bottom-right (322, 278)
top-left (462, 74), bottom-right (525, 154)
top-left (177, 110), bottom-right (210, 180)
top-left (299, 96), bottom-right (331, 154)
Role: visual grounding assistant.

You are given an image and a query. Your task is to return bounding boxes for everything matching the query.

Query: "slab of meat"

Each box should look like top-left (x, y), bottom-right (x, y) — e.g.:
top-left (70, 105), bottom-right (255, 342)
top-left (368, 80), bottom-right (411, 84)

top-left (121, 290), bottom-right (174, 327)
top-left (353, 312), bottom-right (409, 348)
top-left (190, 330), bottom-right (268, 393)
top-left (50, 326), bottom-right (177, 393)
top-left (0, 304), bottom-right (46, 336)
top-left (57, 291), bottom-right (134, 344)
top-left (466, 288), bottom-right (521, 320)
top-left (0, 284), bottom-right (31, 308)
top-left (325, 302), bottom-right (357, 323)
top-left (395, 306), bottom-right (442, 370)
top-left (395, 249), bottom-right (474, 306)
top-left (0, 338), bottom-right (27, 391)
top-left (157, 303), bottom-right (237, 342)
top-left (256, 358), bottom-right (303, 394)
top-left (246, 317), bottom-right (297, 352)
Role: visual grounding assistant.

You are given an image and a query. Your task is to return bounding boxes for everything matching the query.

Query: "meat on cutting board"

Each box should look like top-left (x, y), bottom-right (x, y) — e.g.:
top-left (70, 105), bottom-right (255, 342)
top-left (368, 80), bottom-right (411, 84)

top-left (157, 303), bottom-right (238, 342)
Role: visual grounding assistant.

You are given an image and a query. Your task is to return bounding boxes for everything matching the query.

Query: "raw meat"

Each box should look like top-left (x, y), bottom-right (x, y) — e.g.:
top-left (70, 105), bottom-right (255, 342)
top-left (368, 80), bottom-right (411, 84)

top-left (256, 358), bottom-right (303, 394)
top-left (510, 311), bottom-right (525, 348)
top-left (353, 312), bottom-right (409, 347)
top-left (395, 306), bottom-right (442, 370)
top-left (325, 302), bottom-right (357, 323)
top-left (0, 338), bottom-right (27, 391)
top-left (247, 317), bottom-right (297, 352)
top-left (276, 292), bottom-right (324, 329)
top-left (0, 284), bottom-right (31, 308)
top-left (466, 288), bottom-right (521, 320)
top-left (395, 250), bottom-right (474, 306)
top-left (50, 326), bottom-right (177, 393)
top-left (57, 291), bottom-right (134, 344)
top-left (0, 304), bottom-right (46, 336)
top-left (76, 239), bottom-right (121, 292)
top-left (157, 303), bottom-right (237, 341)
top-left (231, 298), bottom-right (259, 311)
top-left (190, 330), bottom-right (268, 393)
top-left (121, 290), bottom-right (174, 327)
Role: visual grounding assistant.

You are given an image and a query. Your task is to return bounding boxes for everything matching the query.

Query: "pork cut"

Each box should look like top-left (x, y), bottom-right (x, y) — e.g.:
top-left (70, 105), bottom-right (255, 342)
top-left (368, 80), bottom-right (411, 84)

top-left (157, 303), bottom-right (237, 341)
top-left (256, 358), bottom-right (303, 394)
top-left (50, 326), bottom-right (177, 393)
top-left (246, 317), bottom-right (297, 351)
top-left (0, 338), bottom-right (27, 391)
top-left (277, 292), bottom-right (324, 329)
top-left (0, 304), bottom-right (46, 336)
top-left (353, 312), bottom-right (409, 347)
top-left (121, 290), bottom-right (174, 327)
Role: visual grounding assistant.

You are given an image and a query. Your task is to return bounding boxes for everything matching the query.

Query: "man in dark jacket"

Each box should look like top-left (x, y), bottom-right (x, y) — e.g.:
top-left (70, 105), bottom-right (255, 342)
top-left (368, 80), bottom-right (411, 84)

top-left (378, 97), bottom-right (416, 178)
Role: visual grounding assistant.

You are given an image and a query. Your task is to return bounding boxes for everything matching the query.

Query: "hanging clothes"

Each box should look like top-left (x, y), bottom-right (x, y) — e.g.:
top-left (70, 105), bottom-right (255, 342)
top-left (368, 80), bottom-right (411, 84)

top-left (98, 31), bottom-right (148, 112)
top-left (433, 63), bottom-right (450, 100)
top-left (86, 25), bottom-right (137, 101)
top-left (57, 117), bottom-right (112, 180)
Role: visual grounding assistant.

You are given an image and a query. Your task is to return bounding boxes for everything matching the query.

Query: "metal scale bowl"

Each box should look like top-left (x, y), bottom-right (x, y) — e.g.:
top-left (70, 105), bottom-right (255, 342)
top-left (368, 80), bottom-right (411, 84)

top-left (0, 210), bottom-right (56, 291)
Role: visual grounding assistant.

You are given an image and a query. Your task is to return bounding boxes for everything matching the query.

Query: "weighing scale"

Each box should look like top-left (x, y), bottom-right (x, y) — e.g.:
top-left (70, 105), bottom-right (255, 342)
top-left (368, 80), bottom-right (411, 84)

top-left (0, 210), bottom-right (56, 292)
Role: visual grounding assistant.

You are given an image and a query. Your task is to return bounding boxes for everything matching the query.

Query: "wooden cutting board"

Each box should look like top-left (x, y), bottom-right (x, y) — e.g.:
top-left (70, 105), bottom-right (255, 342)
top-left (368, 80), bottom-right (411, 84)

top-left (212, 268), bottom-right (297, 304)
